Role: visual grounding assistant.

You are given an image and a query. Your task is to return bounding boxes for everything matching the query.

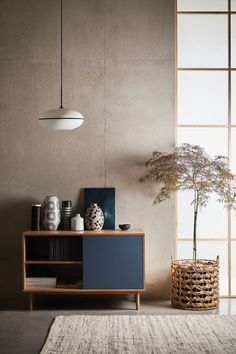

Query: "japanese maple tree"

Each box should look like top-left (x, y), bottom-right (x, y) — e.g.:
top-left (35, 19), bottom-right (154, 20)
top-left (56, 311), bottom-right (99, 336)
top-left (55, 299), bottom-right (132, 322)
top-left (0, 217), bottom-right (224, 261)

top-left (140, 144), bottom-right (236, 260)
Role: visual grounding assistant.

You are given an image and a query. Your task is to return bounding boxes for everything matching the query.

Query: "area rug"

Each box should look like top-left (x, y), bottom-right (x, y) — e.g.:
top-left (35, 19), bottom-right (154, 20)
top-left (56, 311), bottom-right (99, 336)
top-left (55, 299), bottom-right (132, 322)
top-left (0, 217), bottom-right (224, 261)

top-left (40, 315), bottom-right (236, 354)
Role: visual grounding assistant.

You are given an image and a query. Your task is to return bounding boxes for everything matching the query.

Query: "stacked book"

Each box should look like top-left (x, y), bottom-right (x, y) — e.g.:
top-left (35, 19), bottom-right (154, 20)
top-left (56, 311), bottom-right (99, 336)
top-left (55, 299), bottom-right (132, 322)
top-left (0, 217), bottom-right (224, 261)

top-left (26, 277), bottom-right (57, 288)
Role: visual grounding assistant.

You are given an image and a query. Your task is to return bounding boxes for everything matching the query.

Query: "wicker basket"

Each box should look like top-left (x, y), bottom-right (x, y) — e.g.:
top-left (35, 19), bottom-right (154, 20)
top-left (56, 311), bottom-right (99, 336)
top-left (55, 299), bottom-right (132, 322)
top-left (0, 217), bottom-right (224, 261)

top-left (171, 258), bottom-right (219, 310)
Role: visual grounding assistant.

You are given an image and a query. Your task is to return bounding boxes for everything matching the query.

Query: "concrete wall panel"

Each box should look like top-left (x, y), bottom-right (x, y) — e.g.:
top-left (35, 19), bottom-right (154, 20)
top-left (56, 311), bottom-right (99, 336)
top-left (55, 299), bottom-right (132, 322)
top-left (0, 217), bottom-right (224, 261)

top-left (0, 0), bottom-right (174, 307)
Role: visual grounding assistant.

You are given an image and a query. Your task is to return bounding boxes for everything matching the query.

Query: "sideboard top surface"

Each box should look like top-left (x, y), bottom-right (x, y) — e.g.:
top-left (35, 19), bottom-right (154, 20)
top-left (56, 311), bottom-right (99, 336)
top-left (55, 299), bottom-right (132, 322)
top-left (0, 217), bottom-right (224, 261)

top-left (22, 229), bottom-right (145, 237)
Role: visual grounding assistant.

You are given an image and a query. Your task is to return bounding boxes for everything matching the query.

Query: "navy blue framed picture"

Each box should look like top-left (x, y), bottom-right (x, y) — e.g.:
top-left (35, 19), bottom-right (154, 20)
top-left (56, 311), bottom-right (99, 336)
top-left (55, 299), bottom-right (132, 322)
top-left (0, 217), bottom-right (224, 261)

top-left (84, 188), bottom-right (115, 229)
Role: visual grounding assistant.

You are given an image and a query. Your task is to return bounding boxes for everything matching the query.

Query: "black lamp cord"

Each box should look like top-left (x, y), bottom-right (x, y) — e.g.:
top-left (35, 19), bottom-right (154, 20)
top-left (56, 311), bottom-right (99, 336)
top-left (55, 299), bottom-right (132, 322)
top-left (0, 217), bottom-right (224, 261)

top-left (60, 0), bottom-right (64, 109)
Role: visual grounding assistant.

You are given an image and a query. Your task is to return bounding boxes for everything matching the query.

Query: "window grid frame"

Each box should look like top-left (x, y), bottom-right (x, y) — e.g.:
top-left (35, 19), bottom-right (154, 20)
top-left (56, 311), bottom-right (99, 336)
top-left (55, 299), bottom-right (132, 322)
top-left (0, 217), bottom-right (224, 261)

top-left (176, 0), bottom-right (235, 297)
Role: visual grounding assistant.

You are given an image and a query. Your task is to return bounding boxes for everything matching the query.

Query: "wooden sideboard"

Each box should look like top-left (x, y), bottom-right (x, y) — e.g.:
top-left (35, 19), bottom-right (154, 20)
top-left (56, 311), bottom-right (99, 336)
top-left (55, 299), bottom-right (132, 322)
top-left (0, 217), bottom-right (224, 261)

top-left (21, 229), bottom-right (145, 310)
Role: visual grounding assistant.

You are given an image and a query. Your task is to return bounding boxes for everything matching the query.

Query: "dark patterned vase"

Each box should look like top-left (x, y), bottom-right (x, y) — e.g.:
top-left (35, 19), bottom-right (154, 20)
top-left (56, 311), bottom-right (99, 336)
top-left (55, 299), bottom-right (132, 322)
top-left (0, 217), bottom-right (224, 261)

top-left (42, 195), bottom-right (61, 230)
top-left (85, 203), bottom-right (104, 231)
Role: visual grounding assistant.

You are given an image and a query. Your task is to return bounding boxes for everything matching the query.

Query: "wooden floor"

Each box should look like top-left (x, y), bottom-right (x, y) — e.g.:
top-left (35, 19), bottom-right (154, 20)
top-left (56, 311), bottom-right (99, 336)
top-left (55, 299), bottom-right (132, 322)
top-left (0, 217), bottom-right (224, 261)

top-left (0, 298), bottom-right (236, 354)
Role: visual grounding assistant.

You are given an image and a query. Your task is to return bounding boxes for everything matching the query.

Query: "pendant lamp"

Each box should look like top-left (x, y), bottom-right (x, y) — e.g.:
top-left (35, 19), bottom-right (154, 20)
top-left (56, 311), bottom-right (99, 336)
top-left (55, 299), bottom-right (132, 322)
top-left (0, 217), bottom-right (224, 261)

top-left (38, 0), bottom-right (84, 130)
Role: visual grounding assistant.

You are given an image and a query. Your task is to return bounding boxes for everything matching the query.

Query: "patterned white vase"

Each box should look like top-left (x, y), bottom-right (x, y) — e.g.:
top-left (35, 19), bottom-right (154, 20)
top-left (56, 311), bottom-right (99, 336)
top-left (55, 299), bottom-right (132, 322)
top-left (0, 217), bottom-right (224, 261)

top-left (85, 203), bottom-right (104, 231)
top-left (42, 195), bottom-right (61, 230)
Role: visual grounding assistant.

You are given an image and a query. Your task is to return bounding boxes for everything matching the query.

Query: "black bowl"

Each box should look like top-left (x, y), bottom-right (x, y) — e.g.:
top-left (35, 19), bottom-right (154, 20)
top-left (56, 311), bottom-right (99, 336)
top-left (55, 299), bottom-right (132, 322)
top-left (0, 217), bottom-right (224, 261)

top-left (119, 224), bottom-right (131, 230)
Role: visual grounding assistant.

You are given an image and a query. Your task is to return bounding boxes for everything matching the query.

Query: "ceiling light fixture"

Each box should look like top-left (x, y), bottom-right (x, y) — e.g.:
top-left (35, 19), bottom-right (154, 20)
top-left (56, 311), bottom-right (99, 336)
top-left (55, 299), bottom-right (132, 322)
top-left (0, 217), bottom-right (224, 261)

top-left (38, 0), bottom-right (84, 130)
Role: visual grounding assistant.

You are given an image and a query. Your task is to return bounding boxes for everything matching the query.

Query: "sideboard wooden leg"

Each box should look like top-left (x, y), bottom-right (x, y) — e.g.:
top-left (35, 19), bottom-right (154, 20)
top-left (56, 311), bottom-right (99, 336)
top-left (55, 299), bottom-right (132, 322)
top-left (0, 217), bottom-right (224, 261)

top-left (135, 293), bottom-right (140, 310)
top-left (29, 293), bottom-right (33, 311)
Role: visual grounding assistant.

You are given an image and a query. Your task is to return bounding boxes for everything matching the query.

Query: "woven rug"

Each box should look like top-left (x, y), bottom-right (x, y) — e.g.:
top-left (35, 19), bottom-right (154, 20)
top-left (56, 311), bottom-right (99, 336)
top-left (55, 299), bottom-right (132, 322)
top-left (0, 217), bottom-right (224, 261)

top-left (40, 315), bottom-right (236, 354)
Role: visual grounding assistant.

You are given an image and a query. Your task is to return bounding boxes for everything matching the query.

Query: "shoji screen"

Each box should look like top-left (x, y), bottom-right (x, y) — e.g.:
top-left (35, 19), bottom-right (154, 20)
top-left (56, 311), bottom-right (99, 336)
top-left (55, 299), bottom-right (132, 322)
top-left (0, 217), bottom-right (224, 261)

top-left (176, 0), bottom-right (236, 296)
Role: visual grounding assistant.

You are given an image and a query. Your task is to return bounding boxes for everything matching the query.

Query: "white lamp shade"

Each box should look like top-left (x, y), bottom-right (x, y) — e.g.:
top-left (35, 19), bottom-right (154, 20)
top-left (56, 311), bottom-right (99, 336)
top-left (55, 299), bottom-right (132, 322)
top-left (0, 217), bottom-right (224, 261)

top-left (39, 108), bottom-right (84, 130)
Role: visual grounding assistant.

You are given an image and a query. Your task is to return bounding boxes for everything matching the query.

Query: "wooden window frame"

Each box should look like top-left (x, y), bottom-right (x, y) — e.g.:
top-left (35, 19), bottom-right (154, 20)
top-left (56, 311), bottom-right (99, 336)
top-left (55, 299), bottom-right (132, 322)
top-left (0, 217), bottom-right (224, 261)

top-left (176, 0), bottom-right (236, 297)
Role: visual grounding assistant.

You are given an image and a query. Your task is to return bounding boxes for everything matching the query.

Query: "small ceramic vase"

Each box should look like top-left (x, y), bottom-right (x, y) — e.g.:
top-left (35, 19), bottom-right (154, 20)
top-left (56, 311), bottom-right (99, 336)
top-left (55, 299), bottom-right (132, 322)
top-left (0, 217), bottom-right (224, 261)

top-left (61, 200), bottom-right (72, 230)
top-left (42, 195), bottom-right (61, 230)
top-left (71, 214), bottom-right (84, 231)
top-left (31, 204), bottom-right (41, 230)
top-left (85, 203), bottom-right (104, 231)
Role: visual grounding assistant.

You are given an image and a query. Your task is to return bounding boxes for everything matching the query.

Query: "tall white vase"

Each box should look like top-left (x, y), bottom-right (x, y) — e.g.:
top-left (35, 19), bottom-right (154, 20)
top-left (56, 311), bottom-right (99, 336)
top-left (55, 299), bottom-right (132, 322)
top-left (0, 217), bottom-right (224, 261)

top-left (42, 195), bottom-right (61, 230)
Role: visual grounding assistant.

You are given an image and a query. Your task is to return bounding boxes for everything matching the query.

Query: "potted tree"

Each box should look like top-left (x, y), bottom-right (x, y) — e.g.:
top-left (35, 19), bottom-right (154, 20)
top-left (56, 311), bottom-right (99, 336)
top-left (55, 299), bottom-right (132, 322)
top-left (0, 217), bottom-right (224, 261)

top-left (140, 144), bottom-right (236, 310)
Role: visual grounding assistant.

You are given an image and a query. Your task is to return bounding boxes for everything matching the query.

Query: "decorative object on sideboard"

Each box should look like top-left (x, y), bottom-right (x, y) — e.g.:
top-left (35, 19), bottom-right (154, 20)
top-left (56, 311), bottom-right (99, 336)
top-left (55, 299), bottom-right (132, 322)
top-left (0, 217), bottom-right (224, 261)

top-left (85, 203), bottom-right (104, 231)
top-left (84, 188), bottom-right (115, 229)
top-left (56, 279), bottom-right (83, 289)
top-left (140, 143), bottom-right (236, 310)
top-left (31, 204), bottom-right (41, 230)
top-left (61, 200), bottom-right (72, 230)
top-left (119, 224), bottom-right (131, 231)
top-left (71, 213), bottom-right (84, 231)
top-left (38, 0), bottom-right (84, 130)
top-left (42, 196), bottom-right (61, 231)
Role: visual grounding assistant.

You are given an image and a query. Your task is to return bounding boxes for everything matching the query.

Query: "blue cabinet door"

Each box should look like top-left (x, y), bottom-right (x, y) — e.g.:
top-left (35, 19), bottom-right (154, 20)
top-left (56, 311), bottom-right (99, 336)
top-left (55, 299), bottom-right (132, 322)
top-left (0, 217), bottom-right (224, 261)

top-left (83, 236), bottom-right (143, 289)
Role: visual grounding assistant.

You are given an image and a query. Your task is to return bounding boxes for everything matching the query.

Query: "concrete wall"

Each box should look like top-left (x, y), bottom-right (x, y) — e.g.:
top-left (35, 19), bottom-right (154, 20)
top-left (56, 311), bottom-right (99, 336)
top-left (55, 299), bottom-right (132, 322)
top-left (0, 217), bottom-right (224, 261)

top-left (0, 0), bottom-right (175, 308)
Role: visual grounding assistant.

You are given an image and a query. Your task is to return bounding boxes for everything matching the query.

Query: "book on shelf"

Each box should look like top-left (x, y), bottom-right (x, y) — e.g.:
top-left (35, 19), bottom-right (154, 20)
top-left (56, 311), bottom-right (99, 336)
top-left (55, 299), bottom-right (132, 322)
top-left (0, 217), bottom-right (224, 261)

top-left (49, 238), bottom-right (82, 261)
top-left (26, 277), bottom-right (57, 287)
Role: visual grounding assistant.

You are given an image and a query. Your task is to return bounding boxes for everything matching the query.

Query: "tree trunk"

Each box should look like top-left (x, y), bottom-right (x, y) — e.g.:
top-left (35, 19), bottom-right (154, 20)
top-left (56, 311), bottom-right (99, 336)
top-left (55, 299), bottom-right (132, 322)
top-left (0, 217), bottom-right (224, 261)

top-left (193, 196), bottom-right (198, 262)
